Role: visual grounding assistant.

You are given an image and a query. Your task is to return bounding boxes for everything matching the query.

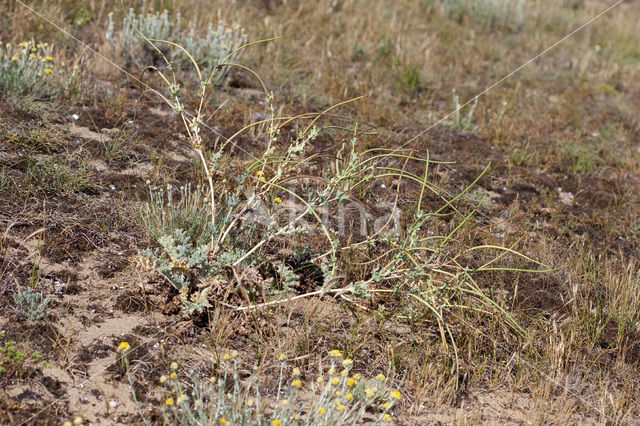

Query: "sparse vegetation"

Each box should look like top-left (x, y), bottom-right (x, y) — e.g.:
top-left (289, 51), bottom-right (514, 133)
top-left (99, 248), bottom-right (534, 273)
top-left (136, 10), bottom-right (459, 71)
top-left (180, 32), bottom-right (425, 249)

top-left (1, 0), bottom-right (639, 424)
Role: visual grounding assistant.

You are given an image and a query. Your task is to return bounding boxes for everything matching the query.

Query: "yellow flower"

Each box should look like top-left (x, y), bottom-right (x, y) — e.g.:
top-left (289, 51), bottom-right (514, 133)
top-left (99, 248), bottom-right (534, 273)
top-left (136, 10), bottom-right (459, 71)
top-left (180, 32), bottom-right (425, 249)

top-left (352, 373), bottom-right (361, 380)
top-left (259, 176), bottom-right (266, 183)
top-left (281, 399), bottom-right (289, 406)
top-left (11, 56), bottom-right (18, 61)
top-left (165, 398), bottom-right (174, 406)
top-left (160, 375), bottom-right (167, 384)
top-left (231, 350), bottom-right (239, 358)
top-left (342, 358), bottom-right (353, 368)
top-left (331, 377), bottom-right (340, 386)
top-left (73, 417), bottom-right (84, 425)
top-left (390, 390), bottom-right (401, 400)
top-left (210, 376), bottom-right (217, 383)
top-left (317, 407), bottom-right (326, 415)
top-left (73, 65), bottom-right (79, 70)
top-left (365, 388), bottom-right (374, 398)
top-left (292, 367), bottom-right (301, 376)
top-left (328, 349), bottom-right (342, 358)
top-left (117, 341), bottom-right (131, 353)
top-left (381, 402), bottom-right (389, 409)
top-left (336, 404), bottom-right (345, 412)
top-left (37, 73), bottom-right (42, 77)
top-left (292, 379), bottom-right (302, 388)
top-left (279, 353), bottom-right (287, 362)
top-left (46, 55), bottom-right (53, 61)
top-left (255, 170), bottom-right (263, 177)
top-left (272, 421), bottom-right (281, 426)
top-left (294, 414), bottom-right (300, 420)
top-left (63, 422), bottom-right (72, 426)
top-left (223, 354), bottom-right (231, 360)
top-left (247, 399), bottom-right (254, 406)
top-left (37, 43), bottom-right (42, 48)
top-left (176, 394), bottom-right (188, 404)
top-left (335, 390), bottom-right (342, 396)
top-left (316, 376), bottom-right (324, 383)
top-left (274, 197), bottom-right (282, 204)
top-left (220, 419), bottom-right (228, 424)
top-left (383, 414), bottom-right (392, 422)
top-left (345, 393), bottom-right (353, 401)
top-left (44, 43), bottom-right (48, 47)
top-left (170, 372), bottom-right (177, 379)
top-left (170, 362), bottom-right (178, 370)
top-left (346, 378), bottom-right (356, 387)
top-left (375, 374), bottom-right (385, 381)
top-left (340, 369), bottom-right (348, 377)
top-left (45, 68), bottom-right (52, 74)
top-left (328, 368), bottom-right (336, 375)
top-left (31, 47), bottom-right (37, 52)
top-left (19, 41), bottom-right (29, 48)
top-left (29, 53), bottom-right (35, 58)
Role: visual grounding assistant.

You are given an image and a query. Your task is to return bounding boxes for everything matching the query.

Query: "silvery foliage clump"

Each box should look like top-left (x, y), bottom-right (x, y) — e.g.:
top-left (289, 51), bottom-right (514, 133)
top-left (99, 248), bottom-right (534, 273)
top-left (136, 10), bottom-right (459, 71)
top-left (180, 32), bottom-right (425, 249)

top-left (105, 1), bottom-right (247, 84)
top-left (13, 288), bottom-right (50, 320)
top-left (443, 0), bottom-right (525, 32)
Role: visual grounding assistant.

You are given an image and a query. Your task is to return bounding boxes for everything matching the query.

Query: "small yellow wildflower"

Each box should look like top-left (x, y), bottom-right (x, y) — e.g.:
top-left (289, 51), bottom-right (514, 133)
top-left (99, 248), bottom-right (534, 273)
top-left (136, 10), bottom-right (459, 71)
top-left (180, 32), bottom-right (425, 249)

top-left (44, 68), bottom-right (52, 74)
top-left (220, 419), bottom-right (228, 424)
top-left (41, 58), bottom-right (46, 62)
top-left (44, 43), bottom-right (48, 47)
top-left (331, 377), bottom-right (340, 386)
top-left (317, 407), bottom-right (326, 415)
top-left (292, 379), bottom-right (302, 388)
top-left (176, 394), bottom-right (188, 404)
top-left (160, 375), bottom-right (167, 384)
top-left (390, 390), bottom-right (401, 400)
top-left (292, 367), bottom-right (301, 376)
top-left (223, 354), bottom-right (231, 360)
top-left (328, 367), bottom-right (337, 375)
top-left (46, 55), bottom-right (53, 61)
top-left (73, 417), bottom-right (84, 425)
top-left (337, 404), bottom-right (345, 412)
top-left (37, 73), bottom-right (42, 77)
top-left (328, 349), bottom-right (342, 358)
top-left (117, 341), bottom-right (130, 353)
top-left (29, 53), bottom-right (35, 58)
top-left (19, 41), bottom-right (28, 48)
top-left (381, 402), bottom-right (390, 409)
top-left (342, 358), bottom-right (353, 368)
top-left (37, 43), bottom-right (42, 48)
top-left (170, 362), bottom-right (178, 370)
top-left (281, 399), bottom-right (289, 406)
top-left (231, 350), bottom-right (239, 358)
top-left (170, 372), bottom-right (177, 379)
top-left (345, 393), bottom-right (353, 401)
top-left (255, 170), bottom-right (263, 177)
top-left (11, 56), bottom-right (18, 61)
top-left (340, 369), bottom-right (348, 377)
top-left (365, 388), bottom-right (374, 398)
top-left (383, 414), bottom-right (392, 422)
top-left (335, 390), bottom-right (342, 396)
top-left (165, 398), bottom-right (174, 406)
top-left (352, 373), bottom-right (361, 380)
top-left (210, 376), bottom-right (217, 383)
top-left (63, 422), bottom-right (72, 426)
top-left (247, 399), bottom-right (254, 407)
top-left (294, 414), bottom-right (301, 420)
top-left (346, 378), bottom-right (356, 387)
top-left (279, 353), bottom-right (287, 362)
top-left (274, 197), bottom-right (282, 204)
top-left (73, 65), bottom-right (79, 70)
top-left (375, 374), bottom-right (385, 381)
top-left (31, 47), bottom-right (37, 52)
top-left (316, 376), bottom-right (324, 383)
top-left (272, 420), bottom-right (282, 426)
